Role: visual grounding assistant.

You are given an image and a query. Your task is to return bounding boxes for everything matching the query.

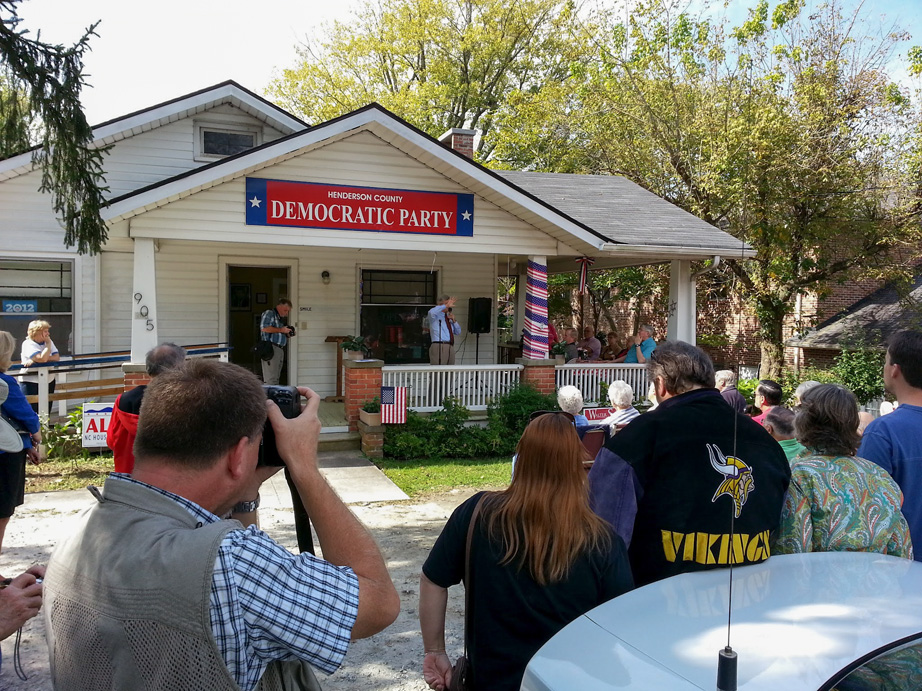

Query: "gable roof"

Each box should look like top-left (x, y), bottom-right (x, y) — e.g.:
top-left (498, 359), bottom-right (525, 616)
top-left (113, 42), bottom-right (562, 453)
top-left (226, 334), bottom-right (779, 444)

top-left (0, 80), bottom-right (307, 182)
top-left (101, 101), bottom-right (752, 262)
top-left (789, 271), bottom-right (922, 350)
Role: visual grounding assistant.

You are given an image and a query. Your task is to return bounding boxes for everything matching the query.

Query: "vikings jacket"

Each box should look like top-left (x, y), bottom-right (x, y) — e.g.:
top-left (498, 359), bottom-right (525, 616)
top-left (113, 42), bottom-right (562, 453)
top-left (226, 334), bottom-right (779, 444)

top-left (589, 388), bottom-right (790, 587)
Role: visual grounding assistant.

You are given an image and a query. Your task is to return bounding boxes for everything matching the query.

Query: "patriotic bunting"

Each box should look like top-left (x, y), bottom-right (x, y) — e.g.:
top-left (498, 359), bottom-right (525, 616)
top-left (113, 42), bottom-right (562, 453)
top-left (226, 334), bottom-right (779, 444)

top-left (523, 258), bottom-right (549, 359)
top-left (576, 256), bottom-right (595, 295)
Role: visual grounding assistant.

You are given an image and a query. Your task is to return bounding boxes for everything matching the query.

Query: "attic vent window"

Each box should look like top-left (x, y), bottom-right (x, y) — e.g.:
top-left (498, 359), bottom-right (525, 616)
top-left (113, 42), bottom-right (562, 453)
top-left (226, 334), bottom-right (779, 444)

top-left (194, 124), bottom-right (260, 161)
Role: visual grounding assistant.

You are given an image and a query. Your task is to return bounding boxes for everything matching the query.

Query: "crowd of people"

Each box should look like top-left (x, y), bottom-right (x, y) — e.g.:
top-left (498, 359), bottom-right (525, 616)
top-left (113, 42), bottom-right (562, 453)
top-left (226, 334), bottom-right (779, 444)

top-left (1, 319), bottom-right (920, 690)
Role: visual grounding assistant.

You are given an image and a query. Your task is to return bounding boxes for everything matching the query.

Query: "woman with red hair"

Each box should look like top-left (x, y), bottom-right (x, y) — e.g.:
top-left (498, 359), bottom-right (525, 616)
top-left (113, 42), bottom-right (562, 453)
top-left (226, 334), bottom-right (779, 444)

top-left (419, 413), bottom-right (633, 691)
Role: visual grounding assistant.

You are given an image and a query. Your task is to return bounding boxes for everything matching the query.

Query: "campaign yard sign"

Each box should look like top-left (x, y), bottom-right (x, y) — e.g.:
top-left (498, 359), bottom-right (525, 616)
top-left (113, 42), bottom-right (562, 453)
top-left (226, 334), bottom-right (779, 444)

top-left (584, 407), bottom-right (616, 422)
top-left (245, 178), bottom-right (474, 237)
top-left (82, 403), bottom-right (113, 448)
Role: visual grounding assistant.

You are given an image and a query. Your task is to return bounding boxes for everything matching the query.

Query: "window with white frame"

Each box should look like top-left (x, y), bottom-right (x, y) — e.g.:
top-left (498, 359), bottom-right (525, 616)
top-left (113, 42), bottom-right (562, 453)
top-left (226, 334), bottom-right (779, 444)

top-left (0, 259), bottom-right (74, 356)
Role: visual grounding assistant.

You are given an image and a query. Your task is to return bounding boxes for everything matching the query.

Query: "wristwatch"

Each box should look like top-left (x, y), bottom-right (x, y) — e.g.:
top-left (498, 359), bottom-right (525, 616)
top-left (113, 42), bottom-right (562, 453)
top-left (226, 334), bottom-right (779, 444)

top-left (232, 494), bottom-right (260, 514)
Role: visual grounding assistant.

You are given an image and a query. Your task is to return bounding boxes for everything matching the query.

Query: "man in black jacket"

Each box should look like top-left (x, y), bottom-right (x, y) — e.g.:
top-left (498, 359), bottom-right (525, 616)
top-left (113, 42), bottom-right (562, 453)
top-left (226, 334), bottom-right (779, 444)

top-left (589, 341), bottom-right (790, 586)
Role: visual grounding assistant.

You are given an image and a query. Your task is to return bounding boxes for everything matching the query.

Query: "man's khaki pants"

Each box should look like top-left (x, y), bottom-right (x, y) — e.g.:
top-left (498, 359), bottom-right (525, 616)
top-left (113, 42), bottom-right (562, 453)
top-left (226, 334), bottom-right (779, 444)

top-left (429, 342), bottom-right (455, 365)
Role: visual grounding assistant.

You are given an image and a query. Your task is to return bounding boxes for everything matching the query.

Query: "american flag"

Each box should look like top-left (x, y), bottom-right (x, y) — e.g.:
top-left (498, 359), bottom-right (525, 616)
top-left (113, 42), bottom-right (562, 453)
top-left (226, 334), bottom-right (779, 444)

top-left (380, 386), bottom-right (407, 424)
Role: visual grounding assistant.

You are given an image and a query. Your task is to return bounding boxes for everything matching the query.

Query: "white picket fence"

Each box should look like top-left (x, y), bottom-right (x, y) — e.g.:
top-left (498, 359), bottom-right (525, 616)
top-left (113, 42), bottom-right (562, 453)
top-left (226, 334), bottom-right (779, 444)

top-left (555, 363), bottom-right (648, 406)
top-left (382, 364), bottom-right (524, 412)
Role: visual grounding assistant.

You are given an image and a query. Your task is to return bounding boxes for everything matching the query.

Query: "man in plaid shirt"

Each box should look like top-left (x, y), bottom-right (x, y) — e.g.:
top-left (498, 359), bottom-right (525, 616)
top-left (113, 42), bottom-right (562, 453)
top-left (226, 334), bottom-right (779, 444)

top-left (44, 360), bottom-right (399, 690)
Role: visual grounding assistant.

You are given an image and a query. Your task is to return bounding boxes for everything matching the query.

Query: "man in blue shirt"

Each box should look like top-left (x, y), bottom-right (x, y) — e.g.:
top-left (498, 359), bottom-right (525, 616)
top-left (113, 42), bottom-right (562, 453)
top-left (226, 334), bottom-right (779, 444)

top-left (260, 298), bottom-right (294, 385)
top-left (427, 294), bottom-right (461, 365)
top-left (858, 330), bottom-right (922, 561)
top-left (616, 324), bottom-right (657, 364)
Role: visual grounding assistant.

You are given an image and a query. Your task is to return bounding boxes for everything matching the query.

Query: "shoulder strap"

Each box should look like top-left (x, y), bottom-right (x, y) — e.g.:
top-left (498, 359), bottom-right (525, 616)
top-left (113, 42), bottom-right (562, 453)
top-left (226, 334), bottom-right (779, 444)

top-left (462, 493), bottom-right (487, 656)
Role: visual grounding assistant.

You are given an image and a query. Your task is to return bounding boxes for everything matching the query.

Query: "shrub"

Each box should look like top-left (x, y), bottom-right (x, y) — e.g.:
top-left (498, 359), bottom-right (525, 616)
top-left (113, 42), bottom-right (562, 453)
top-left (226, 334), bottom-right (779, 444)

top-left (833, 349), bottom-right (885, 404)
top-left (486, 383), bottom-right (558, 441)
top-left (383, 384), bottom-right (557, 460)
top-left (775, 367), bottom-right (840, 406)
top-left (736, 378), bottom-right (759, 406)
top-left (41, 405), bottom-right (89, 466)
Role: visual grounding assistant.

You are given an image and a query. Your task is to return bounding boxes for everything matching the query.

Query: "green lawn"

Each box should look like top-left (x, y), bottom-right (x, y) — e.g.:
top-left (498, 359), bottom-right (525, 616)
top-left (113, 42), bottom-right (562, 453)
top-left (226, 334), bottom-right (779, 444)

top-left (375, 456), bottom-right (511, 497)
top-left (25, 452), bottom-right (513, 499)
top-left (26, 454), bottom-right (114, 493)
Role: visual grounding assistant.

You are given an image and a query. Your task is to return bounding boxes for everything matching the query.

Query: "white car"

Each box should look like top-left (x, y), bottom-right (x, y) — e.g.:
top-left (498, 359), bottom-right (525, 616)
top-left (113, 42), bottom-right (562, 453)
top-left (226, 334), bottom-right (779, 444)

top-left (522, 552), bottom-right (922, 690)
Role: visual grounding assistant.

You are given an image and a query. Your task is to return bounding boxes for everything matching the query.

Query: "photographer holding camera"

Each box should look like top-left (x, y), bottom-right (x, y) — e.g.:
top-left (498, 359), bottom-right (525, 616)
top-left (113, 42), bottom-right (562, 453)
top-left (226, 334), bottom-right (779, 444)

top-left (43, 359), bottom-right (399, 690)
top-left (259, 297), bottom-right (295, 385)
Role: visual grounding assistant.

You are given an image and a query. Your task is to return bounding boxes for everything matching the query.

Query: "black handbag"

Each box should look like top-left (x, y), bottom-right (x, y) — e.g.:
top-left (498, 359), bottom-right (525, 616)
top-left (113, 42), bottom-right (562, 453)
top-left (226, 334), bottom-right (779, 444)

top-left (449, 495), bottom-right (486, 691)
top-left (252, 339), bottom-right (274, 362)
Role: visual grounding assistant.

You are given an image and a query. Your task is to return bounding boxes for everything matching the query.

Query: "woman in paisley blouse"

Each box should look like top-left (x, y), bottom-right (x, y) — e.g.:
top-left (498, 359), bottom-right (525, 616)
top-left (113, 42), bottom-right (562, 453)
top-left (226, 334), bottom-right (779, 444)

top-left (773, 384), bottom-right (913, 558)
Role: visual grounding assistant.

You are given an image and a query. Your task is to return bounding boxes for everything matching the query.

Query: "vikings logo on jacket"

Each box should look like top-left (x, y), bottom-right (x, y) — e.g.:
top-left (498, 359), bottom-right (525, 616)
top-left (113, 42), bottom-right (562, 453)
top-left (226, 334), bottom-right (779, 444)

top-left (708, 443), bottom-right (754, 518)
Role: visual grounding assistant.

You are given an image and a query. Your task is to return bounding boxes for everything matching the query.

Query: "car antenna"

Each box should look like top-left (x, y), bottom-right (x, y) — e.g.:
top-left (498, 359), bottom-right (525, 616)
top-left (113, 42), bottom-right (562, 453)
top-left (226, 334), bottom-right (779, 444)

top-left (716, 238), bottom-right (751, 691)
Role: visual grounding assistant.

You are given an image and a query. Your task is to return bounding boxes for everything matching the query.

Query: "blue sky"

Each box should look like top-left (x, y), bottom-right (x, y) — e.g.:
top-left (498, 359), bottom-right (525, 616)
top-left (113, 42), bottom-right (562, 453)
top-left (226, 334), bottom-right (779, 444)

top-left (15, 0), bottom-right (922, 125)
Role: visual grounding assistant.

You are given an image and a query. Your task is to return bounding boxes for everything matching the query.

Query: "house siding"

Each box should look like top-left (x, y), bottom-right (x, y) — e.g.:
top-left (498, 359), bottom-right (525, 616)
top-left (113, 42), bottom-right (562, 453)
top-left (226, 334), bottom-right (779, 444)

top-left (98, 240), bottom-right (495, 398)
top-left (126, 131), bottom-right (559, 256)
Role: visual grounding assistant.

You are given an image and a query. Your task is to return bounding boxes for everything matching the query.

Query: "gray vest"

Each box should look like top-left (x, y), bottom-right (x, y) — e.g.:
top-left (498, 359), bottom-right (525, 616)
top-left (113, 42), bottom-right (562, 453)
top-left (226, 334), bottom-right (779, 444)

top-left (44, 477), bottom-right (320, 691)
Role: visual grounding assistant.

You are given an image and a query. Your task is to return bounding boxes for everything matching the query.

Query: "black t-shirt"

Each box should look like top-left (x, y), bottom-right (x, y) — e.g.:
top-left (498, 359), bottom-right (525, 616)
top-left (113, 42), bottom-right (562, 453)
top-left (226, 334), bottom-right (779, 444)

top-left (422, 492), bottom-right (634, 691)
top-left (606, 388), bottom-right (791, 587)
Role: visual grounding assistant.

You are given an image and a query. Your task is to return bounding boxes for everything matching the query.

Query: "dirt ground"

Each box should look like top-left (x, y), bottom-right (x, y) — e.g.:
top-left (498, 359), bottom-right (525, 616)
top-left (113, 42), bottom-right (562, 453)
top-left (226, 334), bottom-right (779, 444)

top-left (0, 483), bottom-right (480, 691)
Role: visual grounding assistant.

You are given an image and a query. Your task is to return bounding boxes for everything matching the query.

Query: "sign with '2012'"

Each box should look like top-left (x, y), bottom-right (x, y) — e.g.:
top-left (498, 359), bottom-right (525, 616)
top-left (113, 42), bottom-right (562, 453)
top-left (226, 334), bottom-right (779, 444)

top-left (2, 300), bottom-right (37, 313)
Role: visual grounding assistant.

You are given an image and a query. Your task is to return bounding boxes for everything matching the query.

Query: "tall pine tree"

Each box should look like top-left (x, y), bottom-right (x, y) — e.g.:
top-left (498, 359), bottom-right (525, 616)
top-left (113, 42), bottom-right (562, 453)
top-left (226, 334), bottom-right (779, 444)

top-left (0, 0), bottom-right (108, 254)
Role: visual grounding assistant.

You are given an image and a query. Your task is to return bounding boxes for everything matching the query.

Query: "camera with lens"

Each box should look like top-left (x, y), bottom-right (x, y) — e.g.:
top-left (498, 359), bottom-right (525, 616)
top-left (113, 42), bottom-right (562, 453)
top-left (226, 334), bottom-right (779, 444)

top-left (287, 324), bottom-right (297, 337)
top-left (258, 385), bottom-right (301, 466)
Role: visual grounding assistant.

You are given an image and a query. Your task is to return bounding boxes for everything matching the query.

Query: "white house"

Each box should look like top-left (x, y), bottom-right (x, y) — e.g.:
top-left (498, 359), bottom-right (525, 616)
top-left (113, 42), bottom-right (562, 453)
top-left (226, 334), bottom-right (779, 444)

top-left (0, 81), bottom-right (752, 401)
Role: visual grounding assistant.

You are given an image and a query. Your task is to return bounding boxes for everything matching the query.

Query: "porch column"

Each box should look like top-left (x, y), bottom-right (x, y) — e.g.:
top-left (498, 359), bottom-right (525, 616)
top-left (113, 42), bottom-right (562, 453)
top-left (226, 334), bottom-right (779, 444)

top-left (667, 259), bottom-right (696, 344)
top-left (130, 238), bottom-right (159, 363)
top-left (514, 262), bottom-right (527, 338)
top-left (522, 257), bottom-right (549, 359)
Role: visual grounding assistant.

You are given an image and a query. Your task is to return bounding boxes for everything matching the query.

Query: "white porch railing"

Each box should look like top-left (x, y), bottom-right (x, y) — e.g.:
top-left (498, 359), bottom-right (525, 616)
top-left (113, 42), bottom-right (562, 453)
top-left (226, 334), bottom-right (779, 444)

top-left (556, 363), bottom-right (648, 406)
top-left (382, 364), bottom-right (523, 412)
top-left (10, 344), bottom-right (231, 416)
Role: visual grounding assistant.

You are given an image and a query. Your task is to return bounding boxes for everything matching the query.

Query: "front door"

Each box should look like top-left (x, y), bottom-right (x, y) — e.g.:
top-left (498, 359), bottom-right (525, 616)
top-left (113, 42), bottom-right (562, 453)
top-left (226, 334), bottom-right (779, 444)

top-left (227, 265), bottom-right (290, 381)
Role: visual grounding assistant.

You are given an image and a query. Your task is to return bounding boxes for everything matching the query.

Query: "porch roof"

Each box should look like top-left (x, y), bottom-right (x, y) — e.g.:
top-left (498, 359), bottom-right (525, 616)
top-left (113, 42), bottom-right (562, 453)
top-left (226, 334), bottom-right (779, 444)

top-left (497, 172), bottom-right (753, 270)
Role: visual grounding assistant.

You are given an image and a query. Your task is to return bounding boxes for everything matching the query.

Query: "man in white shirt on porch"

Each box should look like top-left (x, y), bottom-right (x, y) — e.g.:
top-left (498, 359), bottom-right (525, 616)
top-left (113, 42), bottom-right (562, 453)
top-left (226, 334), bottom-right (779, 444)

top-left (427, 294), bottom-right (461, 365)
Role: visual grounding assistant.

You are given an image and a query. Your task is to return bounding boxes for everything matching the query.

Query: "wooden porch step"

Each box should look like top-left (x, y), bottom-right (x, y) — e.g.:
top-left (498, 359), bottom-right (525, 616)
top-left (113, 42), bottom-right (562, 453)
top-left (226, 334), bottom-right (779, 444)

top-left (318, 431), bottom-right (360, 452)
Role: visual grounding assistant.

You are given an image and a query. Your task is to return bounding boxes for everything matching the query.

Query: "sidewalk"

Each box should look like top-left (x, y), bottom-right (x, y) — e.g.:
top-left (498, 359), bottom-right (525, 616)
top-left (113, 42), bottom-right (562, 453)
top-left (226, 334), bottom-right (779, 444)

top-left (21, 449), bottom-right (408, 514)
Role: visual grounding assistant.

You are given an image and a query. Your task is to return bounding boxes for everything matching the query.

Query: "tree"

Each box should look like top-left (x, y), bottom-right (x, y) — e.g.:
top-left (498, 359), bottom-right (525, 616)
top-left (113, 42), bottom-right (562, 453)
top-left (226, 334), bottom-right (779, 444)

top-left (267, 0), bottom-right (593, 159)
top-left (0, 0), bottom-right (108, 254)
top-left (493, 0), bottom-right (922, 377)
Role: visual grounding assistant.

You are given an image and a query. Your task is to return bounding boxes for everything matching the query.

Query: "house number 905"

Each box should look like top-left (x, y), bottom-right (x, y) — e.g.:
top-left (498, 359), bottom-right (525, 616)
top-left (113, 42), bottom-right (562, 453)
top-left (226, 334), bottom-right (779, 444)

top-left (134, 292), bottom-right (155, 331)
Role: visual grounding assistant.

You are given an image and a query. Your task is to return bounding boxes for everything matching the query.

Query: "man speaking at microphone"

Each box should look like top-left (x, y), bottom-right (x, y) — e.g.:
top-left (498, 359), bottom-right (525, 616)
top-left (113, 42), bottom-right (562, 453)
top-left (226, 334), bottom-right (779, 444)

top-left (427, 294), bottom-right (461, 365)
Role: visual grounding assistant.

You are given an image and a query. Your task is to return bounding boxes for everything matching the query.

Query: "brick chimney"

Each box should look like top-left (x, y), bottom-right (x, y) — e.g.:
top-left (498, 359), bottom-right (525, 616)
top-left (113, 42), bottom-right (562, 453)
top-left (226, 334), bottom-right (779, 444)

top-left (439, 128), bottom-right (476, 159)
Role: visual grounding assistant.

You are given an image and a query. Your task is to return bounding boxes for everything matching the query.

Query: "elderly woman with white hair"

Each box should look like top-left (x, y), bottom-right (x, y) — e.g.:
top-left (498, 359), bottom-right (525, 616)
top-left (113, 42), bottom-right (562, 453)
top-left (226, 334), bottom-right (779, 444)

top-left (600, 381), bottom-right (640, 432)
top-left (557, 385), bottom-right (588, 427)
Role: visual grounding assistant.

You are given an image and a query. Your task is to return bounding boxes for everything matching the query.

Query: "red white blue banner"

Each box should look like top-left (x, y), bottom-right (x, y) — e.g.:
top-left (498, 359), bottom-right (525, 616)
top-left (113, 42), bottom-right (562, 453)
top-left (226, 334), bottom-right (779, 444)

top-left (246, 178), bottom-right (474, 237)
